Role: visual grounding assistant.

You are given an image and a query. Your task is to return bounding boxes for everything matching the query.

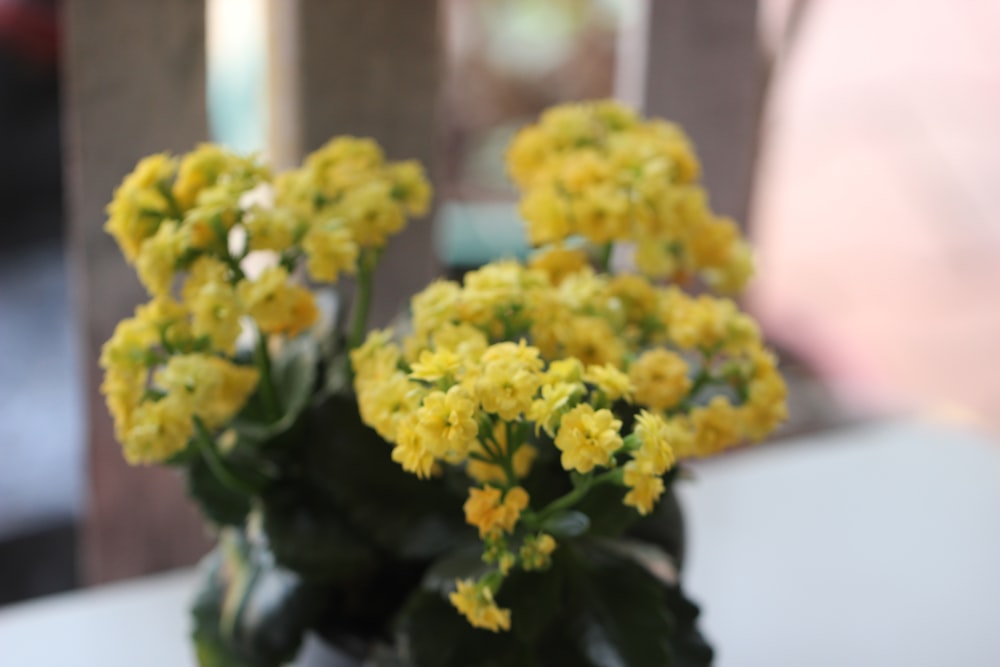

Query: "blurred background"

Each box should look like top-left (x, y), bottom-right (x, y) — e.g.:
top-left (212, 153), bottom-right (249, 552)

top-left (1, 0), bottom-right (998, 609)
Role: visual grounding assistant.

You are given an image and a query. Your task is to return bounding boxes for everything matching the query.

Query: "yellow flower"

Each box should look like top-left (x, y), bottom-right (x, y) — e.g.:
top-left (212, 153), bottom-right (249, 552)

top-left (689, 396), bottom-right (742, 457)
top-left (559, 316), bottom-right (624, 368)
top-left (134, 297), bottom-right (193, 350)
top-left (341, 180), bottom-right (404, 248)
top-left (188, 280), bottom-right (243, 354)
top-left (458, 261), bottom-right (534, 330)
top-left (449, 579), bottom-right (511, 633)
top-left (302, 222), bottom-right (359, 283)
top-left (410, 348), bottom-right (463, 384)
top-left (608, 274), bottom-right (658, 326)
top-left (740, 351), bottom-right (788, 440)
top-left (528, 381), bottom-right (583, 437)
top-left (629, 349), bottom-right (691, 411)
top-left (411, 280), bottom-right (461, 339)
top-left (554, 404), bottom-right (622, 473)
top-left (570, 184), bottom-right (629, 245)
top-left (622, 463), bottom-right (665, 515)
top-left (154, 355), bottom-right (259, 430)
top-left (105, 153), bottom-right (177, 262)
top-left (463, 486), bottom-right (530, 538)
top-left (634, 238), bottom-right (678, 280)
top-left (584, 364), bottom-right (633, 402)
top-left (475, 342), bottom-right (543, 420)
top-left (172, 143), bottom-right (257, 210)
top-left (632, 410), bottom-right (675, 475)
top-left (182, 255), bottom-right (231, 297)
top-left (122, 395), bottom-right (194, 464)
top-left (100, 316), bottom-right (157, 372)
top-left (690, 217), bottom-right (739, 268)
top-left (506, 125), bottom-right (555, 188)
top-left (544, 358), bottom-right (584, 384)
top-left (430, 323), bottom-right (489, 362)
top-left (102, 366), bottom-right (146, 442)
top-left (237, 266), bottom-right (318, 337)
top-left (358, 371), bottom-right (420, 441)
top-left (350, 329), bottom-right (398, 377)
top-left (135, 220), bottom-right (184, 296)
top-left (391, 413), bottom-right (435, 478)
top-left (528, 246), bottom-right (589, 285)
top-left (519, 186), bottom-right (571, 246)
top-left (703, 239), bottom-right (754, 295)
top-left (244, 206), bottom-right (298, 252)
top-left (520, 533), bottom-right (557, 571)
top-left (664, 294), bottom-right (738, 351)
top-left (388, 160), bottom-right (432, 216)
top-left (415, 386), bottom-right (479, 462)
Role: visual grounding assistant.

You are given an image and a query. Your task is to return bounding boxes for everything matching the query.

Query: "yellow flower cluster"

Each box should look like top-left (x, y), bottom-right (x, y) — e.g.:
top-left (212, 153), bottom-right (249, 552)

top-left (507, 100), bottom-right (753, 293)
top-left (102, 138), bottom-right (431, 465)
top-left (276, 136), bottom-right (431, 281)
top-left (352, 249), bottom-right (787, 631)
top-left (100, 298), bottom-right (259, 464)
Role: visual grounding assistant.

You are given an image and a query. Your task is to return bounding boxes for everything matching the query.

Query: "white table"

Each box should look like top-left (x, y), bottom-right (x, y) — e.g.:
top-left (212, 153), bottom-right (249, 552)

top-left (2, 418), bottom-right (999, 666)
top-left (679, 418), bottom-right (1000, 667)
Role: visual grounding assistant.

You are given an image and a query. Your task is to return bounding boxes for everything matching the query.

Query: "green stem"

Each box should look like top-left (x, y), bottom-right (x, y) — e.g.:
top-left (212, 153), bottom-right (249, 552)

top-left (529, 468), bottom-right (622, 526)
top-left (348, 251), bottom-right (376, 351)
top-left (193, 418), bottom-right (258, 496)
top-left (499, 422), bottom-right (520, 487)
top-left (597, 242), bottom-right (613, 273)
top-left (254, 328), bottom-right (281, 421)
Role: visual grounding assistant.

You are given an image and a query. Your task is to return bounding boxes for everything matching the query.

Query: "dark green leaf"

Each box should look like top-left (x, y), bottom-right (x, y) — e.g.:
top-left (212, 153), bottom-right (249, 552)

top-left (186, 451), bottom-right (252, 526)
top-left (536, 542), bottom-right (675, 667)
top-left (301, 392), bottom-right (467, 560)
top-left (260, 485), bottom-right (377, 584)
top-left (231, 335), bottom-right (318, 444)
top-left (663, 585), bottom-right (714, 667)
top-left (626, 485), bottom-right (687, 569)
top-left (573, 483), bottom-right (639, 538)
top-left (497, 566), bottom-right (564, 644)
top-left (396, 589), bottom-right (520, 667)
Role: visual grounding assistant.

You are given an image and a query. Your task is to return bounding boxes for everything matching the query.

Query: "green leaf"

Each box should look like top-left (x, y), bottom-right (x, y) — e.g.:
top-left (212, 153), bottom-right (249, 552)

top-left (540, 510), bottom-right (591, 538)
top-left (395, 589), bottom-right (520, 667)
top-left (663, 584), bottom-right (714, 667)
top-left (536, 542), bottom-right (676, 667)
top-left (626, 485), bottom-right (687, 569)
top-left (231, 335), bottom-right (318, 444)
top-left (572, 483), bottom-right (639, 538)
top-left (186, 452), bottom-right (252, 526)
top-left (300, 392), bottom-right (467, 560)
top-left (497, 566), bottom-right (564, 644)
top-left (260, 484), bottom-right (377, 584)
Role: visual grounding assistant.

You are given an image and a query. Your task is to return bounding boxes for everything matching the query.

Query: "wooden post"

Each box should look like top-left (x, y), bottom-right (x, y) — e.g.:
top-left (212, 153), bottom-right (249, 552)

top-left (616, 0), bottom-right (765, 226)
top-left (269, 0), bottom-right (443, 324)
top-left (63, 0), bottom-right (212, 584)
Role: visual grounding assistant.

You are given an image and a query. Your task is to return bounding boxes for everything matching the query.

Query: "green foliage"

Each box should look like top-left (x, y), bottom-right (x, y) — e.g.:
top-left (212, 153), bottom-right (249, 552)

top-left (299, 392), bottom-right (468, 560)
top-left (260, 484), bottom-right (377, 584)
top-left (185, 342), bottom-right (709, 666)
top-left (186, 453), bottom-right (252, 526)
top-left (391, 541), bottom-right (713, 667)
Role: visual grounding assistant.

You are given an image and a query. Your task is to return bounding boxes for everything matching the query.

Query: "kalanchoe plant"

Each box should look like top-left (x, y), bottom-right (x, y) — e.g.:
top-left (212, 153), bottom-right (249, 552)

top-left (100, 100), bottom-right (788, 667)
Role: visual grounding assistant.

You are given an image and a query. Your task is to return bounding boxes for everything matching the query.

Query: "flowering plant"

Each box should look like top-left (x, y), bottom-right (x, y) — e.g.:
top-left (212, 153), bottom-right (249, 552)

top-left (101, 100), bottom-right (786, 667)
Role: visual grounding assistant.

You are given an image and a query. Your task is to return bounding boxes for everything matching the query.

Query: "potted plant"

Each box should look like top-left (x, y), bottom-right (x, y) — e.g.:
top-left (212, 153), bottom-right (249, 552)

top-left (100, 100), bottom-right (787, 666)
